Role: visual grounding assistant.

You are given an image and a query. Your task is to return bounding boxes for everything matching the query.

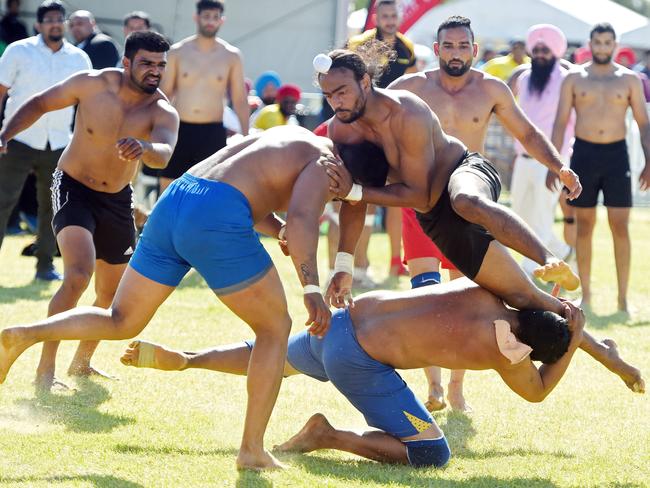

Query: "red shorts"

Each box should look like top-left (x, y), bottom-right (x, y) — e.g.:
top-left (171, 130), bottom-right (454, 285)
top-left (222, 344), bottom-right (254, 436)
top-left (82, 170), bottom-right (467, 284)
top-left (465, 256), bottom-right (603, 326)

top-left (401, 208), bottom-right (457, 270)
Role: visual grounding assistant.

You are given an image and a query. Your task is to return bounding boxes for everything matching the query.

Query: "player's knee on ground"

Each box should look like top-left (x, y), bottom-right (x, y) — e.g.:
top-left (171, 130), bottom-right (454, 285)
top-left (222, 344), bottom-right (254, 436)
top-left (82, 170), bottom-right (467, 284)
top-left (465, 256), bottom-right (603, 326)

top-left (404, 436), bottom-right (451, 468)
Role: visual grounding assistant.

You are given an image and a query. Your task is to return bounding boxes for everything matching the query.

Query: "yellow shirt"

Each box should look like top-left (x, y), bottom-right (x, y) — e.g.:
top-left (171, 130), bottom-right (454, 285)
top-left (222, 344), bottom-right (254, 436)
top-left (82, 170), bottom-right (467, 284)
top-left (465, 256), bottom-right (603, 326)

top-left (482, 54), bottom-right (531, 81)
top-left (253, 104), bottom-right (287, 130)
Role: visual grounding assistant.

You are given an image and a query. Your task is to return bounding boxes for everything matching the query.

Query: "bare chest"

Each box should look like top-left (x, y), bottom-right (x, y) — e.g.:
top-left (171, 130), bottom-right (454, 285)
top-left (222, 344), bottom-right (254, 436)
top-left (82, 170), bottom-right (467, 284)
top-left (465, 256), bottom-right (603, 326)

top-left (423, 90), bottom-right (492, 137)
top-left (176, 52), bottom-right (230, 89)
top-left (77, 93), bottom-right (154, 143)
top-left (573, 77), bottom-right (630, 109)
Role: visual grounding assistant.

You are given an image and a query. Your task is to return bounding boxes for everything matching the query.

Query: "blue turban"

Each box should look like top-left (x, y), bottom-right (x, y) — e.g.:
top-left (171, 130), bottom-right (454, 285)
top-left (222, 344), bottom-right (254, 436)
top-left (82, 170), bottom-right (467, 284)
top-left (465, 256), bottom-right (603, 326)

top-left (255, 71), bottom-right (281, 96)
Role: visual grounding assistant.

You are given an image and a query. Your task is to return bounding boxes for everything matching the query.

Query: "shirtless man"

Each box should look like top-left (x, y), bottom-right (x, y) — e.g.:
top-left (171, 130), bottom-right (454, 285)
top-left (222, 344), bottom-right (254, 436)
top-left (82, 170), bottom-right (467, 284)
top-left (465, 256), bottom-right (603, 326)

top-left (317, 48), bottom-right (626, 384)
top-left (388, 16), bottom-right (576, 412)
top-left (159, 0), bottom-right (249, 192)
top-left (117, 280), bottom-right (643, 467)
top-left (0, 31), bottom-right (179, 391)
top-left (0, 126), bottom-right (391, 470)
top-left (552, 23), bottom-right (650, 312)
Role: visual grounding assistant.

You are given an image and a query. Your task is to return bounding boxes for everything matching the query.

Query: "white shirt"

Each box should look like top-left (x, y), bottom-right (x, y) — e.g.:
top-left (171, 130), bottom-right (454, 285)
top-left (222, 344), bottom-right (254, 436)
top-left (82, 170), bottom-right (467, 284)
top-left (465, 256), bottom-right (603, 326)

top-left (0, 35), bottom-right (91, 150)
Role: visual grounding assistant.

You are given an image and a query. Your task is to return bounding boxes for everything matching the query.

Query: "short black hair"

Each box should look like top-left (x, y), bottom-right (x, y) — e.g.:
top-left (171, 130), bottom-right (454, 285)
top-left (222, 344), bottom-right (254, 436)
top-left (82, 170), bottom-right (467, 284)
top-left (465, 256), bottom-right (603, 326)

top-left (36, 0), bottom-right (64, 23)
top-left (197, 0), bottom-right (224, 14)
top-left (437, 15), bottom-right (474, 43)
top-left (124, 31), bottom-right (170, 62)
top-left (516, 310), bottom-right (571, 364)
top-left (337, 141), bottom-right (389, 188)
top-left (123, 11), bottom-right (151, 28)
top-left (376, 0), bottom-right (397, 10)
top-left (590, 22), bottom-right (616, 40)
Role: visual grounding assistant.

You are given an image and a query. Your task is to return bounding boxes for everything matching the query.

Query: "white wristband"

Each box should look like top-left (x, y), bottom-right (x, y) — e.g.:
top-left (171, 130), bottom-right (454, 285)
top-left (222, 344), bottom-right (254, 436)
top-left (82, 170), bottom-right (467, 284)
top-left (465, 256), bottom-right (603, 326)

top-left (278, 224), bottom-right (287, 241)
top-left (344, 183), bottom-right (363, 202)
top-left (334, 252), bottom-right (354, 275)
top-left (303, 284), bottom-right (322, 295)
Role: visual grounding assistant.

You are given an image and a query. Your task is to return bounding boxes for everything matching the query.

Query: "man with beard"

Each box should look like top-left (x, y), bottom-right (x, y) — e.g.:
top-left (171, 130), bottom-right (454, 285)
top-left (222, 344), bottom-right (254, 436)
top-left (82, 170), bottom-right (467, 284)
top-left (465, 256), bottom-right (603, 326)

top-left (552, 23), bottom-right (650, 312)
top-left (318, 42), bottom-right (629, 409)
top-left (510, 24), bottom-right (575, 278)
top-left (253, 84), bottom-right (301, 130)
top-left (0, 30), bottom-right (179, 391)
top-left (159, 0), bottom-right (248, 192)
top-left (0, 0), bottom-right (91, 285)
top-left (374, 17), bottom-right (578, 412)
top-left (0, 128), bottom-right (391, 470)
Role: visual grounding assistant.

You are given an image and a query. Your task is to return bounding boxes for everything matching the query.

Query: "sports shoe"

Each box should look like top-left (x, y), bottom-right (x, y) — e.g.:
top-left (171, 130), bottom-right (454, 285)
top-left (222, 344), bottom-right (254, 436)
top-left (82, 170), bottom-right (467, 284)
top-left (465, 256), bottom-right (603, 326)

top-left (35, 267), bottom-right (63, 281)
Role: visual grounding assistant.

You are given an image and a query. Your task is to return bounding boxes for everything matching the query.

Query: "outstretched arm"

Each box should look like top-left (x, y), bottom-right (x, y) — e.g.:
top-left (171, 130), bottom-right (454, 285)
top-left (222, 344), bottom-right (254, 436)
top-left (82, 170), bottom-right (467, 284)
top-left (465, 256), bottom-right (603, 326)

top-left (498, 302), bottom-right (584, 402)
top-left (492, 80), bottom-right (581, 199)
top-left (0, 71), bottom-right (88, 151)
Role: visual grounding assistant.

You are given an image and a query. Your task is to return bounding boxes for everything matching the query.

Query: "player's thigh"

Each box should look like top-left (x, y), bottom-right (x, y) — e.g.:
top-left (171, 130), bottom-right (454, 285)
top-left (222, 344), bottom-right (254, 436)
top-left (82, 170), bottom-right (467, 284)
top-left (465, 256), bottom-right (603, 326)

top-left (216, 265), bottom-right (291, 336)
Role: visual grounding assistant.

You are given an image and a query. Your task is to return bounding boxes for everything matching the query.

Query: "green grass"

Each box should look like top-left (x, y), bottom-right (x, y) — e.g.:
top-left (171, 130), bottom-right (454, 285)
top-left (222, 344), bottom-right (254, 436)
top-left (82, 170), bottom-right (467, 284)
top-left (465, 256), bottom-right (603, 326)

top-left (0, 208), bottom-right (649, 487)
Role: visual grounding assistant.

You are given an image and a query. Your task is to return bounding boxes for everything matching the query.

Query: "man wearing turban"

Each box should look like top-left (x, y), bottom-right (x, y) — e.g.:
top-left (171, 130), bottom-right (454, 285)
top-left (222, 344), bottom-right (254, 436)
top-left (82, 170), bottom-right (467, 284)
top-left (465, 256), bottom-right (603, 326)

top-left (253, 83), bottom-right (302, 131)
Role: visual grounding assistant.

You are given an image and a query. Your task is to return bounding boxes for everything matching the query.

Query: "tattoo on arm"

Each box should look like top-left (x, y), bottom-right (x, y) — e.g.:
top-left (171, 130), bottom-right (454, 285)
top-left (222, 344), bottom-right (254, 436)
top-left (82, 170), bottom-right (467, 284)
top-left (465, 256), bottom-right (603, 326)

top-left (300, 264), bottom-right (311, 283)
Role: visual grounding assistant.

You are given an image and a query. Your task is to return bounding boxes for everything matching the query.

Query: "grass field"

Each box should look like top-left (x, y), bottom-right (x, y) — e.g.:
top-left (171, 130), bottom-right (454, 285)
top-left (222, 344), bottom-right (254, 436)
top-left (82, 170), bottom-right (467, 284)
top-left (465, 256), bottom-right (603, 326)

top-left (0, 208), bottom-right (648, 487)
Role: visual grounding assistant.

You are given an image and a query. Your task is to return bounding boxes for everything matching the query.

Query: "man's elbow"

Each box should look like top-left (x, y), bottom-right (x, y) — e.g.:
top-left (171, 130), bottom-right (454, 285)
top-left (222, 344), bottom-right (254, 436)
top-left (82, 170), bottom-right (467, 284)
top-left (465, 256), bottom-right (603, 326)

top-left (521, 389), bottom-right (548, 403)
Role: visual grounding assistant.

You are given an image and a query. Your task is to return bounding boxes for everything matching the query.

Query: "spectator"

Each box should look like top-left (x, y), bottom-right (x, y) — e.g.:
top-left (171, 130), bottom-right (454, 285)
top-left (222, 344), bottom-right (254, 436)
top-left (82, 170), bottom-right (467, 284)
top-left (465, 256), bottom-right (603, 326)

top-left (249, 70), bottom-right (281, 126)
top-left (0, 0), bottom-right (91, 281)
top-left (123, 11), bottom-right (150, 38)
top-left (482, 40), bottom-right (530, 81)
top-left (0, 0), bottom-right (27, 54)
top-left (510, 24), bottom-right (575, 277)
top-left (68, 10), bottom-right (119, 69)
top-left (158, 0), bottom-right (248, 193)
top-left (347, 0), bottom-right (415, 277)
top-left (551, 23), bottom-right (650, 312)
top-left (475, 45), bottom-right (496, 68)
top-left (253, 84), bottom-right (301, 130)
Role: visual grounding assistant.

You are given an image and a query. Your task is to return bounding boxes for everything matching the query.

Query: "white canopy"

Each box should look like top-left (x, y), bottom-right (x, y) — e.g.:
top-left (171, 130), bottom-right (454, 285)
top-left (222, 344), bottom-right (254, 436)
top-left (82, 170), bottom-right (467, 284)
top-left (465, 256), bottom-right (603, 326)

top-left (406, 0), bottom-right (649, 47)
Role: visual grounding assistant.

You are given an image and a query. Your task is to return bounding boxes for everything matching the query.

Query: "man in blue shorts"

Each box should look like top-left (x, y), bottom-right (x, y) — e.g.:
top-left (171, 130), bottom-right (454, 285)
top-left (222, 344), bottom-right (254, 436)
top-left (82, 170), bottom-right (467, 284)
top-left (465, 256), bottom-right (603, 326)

top-left (118, 279), bottom-right (643, 468)
top-left (0, 126), bottom-right (390, 470)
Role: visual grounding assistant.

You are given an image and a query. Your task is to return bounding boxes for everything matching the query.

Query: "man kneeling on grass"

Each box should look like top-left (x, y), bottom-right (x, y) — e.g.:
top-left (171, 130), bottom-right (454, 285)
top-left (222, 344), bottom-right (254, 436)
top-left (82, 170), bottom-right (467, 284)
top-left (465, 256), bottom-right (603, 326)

top-left (120, 279), bottom-right (644, 468)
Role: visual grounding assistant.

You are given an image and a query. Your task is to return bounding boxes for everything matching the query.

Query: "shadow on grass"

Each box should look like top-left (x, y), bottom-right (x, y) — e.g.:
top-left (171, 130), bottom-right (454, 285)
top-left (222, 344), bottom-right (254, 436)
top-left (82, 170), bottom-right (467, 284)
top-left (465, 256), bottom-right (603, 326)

top-left (236, 471), bottom-right (273, 488)
top-left (585, 309), bottom-right (650, 330)
top-left (283, 454), bottom-right (559, 488)
top-left (0, 474), bottom-right (143, 487)
top-left (15, 377), bottom-right (134, 433)
top-left (0, 279), bottom-right (52, 304)
top-left (114, 443), bottom-right (238, 457)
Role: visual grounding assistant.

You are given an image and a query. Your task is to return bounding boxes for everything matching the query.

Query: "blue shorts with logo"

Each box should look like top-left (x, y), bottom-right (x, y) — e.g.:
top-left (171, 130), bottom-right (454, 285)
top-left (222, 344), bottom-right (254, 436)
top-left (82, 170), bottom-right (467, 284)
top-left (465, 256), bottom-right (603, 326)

top-left (285, 309), bottom-right (434, 439)
top-left (129, 173), bottom-right (273, 294)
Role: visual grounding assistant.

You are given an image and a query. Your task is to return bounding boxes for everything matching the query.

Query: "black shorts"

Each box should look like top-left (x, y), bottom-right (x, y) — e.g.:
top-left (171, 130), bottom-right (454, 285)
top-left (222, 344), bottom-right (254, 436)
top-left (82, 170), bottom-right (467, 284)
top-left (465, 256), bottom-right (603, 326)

top-left (160, 121), bottom-right (227, 179)
top-left (51, 170), bottom-right (136, 265)
top-left (416, 152), bottom-right (501, 279)
top-left (569, 137), bottom-right (632, 208)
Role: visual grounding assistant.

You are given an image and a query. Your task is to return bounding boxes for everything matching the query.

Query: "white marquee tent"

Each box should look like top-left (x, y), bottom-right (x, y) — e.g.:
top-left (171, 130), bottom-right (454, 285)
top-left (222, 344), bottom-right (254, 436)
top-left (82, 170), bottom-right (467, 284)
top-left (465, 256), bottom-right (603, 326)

top-left (406, 0), bottom-right (649, 47)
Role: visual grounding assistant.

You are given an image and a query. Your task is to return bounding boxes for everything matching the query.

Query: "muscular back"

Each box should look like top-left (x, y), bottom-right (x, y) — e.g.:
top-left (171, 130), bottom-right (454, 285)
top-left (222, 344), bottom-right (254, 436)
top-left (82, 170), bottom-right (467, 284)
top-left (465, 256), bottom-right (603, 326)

top-left (162, 36), bottom-right (239, 123)
top-left (568, 64), bottom-right (640, 143)
top-left (351, 278), bottom-right (513, 371)
top-left (189, 126), bottom-right (334, 222)
top-left (60, 70), bottom-right (173, 193)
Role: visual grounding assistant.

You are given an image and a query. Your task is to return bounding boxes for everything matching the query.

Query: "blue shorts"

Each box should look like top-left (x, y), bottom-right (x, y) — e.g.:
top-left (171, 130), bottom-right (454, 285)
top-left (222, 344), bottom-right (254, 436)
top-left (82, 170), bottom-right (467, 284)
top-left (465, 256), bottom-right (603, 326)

top-left (286, 309), bottom-right (434, 439)
top-left (130, 173), bottom-right (273, 294)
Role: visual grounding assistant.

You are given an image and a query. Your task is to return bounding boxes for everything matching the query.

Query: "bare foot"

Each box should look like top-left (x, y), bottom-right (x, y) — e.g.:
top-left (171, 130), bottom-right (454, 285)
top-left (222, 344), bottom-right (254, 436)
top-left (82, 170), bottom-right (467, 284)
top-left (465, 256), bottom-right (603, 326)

top-left (236, 449), bottom-right (285, 471)
top-left (120, 341), bottom-right (188, 371)
top-left (601, 339), bottom-right (645, 394)
top-left (0, 327), bottom-right (36, 384)
top-left (33, 373), bottom-right (73, 393)
top-left (275, 413), bottom-right (334, 454)
top-left (617, 298), bottom-right (628, 313)
top-left (533, 260), bottom-right (580, 291)
top-left (68, 364), bottom-right (118, 380)
top-left (447, 382), bottom-right (472, 413)
top-left (425, 385), bottom-right (446, 412)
